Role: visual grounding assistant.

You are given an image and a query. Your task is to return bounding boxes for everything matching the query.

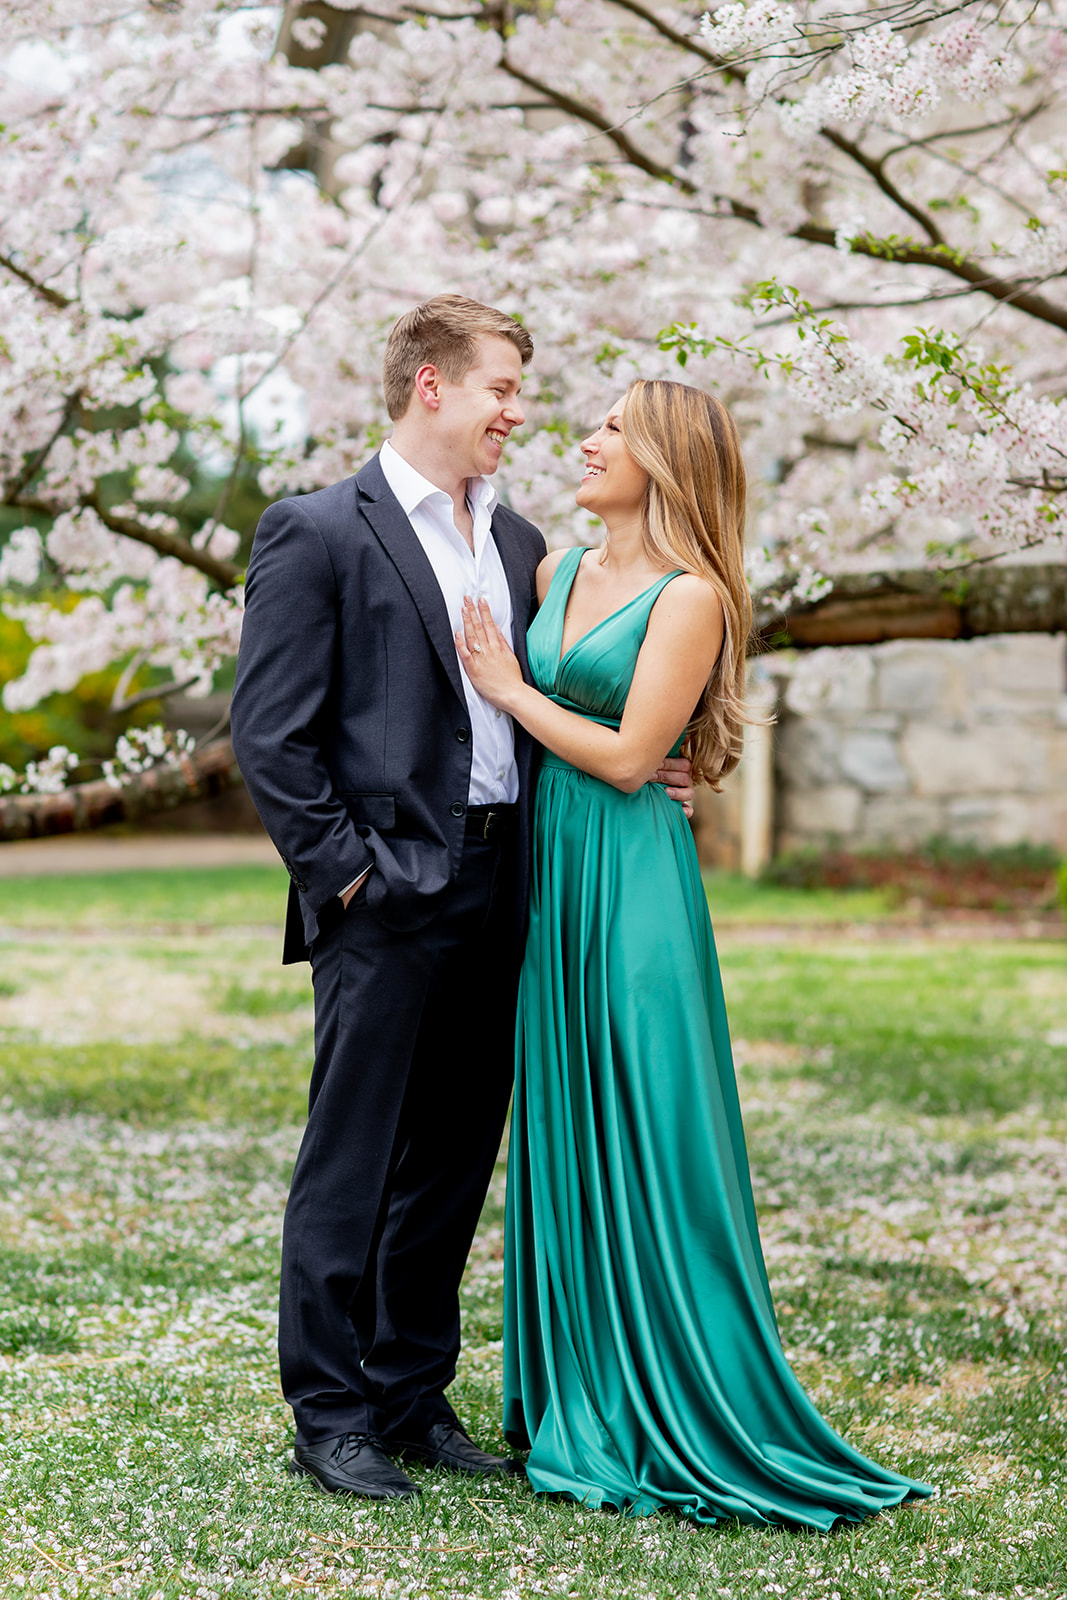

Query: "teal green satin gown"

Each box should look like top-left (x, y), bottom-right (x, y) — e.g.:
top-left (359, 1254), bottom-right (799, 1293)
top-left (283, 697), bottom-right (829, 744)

top-left (502, 546), bottom-right (931, 1529)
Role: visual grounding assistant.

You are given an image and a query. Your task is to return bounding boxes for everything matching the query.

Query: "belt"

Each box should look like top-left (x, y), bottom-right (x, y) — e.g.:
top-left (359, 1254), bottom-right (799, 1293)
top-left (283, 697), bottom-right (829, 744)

top-left (464, 803), bottom-right (519, 841)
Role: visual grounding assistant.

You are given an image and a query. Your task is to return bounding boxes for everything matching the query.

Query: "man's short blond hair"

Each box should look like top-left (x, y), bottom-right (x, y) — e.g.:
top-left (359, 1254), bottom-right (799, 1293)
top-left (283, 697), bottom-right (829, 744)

top-left (382, 294), bottom-right (534, 420)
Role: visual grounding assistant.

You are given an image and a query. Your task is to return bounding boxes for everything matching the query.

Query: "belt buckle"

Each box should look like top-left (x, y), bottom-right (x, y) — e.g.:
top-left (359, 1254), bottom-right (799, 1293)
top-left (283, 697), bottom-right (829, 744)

top-left (481, 810), bottom-right (496, 841)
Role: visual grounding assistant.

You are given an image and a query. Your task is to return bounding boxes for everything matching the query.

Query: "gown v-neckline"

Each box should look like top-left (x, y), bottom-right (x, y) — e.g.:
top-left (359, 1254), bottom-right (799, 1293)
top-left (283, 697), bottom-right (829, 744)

top-left (555, 547), bottom-right (682, 667)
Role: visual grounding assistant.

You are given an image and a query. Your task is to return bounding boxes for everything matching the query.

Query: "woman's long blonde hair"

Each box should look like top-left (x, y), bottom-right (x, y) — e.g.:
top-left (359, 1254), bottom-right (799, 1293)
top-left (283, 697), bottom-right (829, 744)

top-left (620, 378), bottom-right (754, 790)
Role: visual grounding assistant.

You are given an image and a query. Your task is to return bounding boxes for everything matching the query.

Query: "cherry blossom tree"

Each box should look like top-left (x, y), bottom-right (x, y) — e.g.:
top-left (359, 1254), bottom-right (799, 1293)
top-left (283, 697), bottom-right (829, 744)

top-left (1, 0), bottom-right (1065, 830)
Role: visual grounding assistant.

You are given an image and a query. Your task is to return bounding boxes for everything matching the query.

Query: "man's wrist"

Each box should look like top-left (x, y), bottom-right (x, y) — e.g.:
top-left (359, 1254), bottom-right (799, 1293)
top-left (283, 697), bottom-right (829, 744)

top-left (339, 866), bottom-right (372, 907)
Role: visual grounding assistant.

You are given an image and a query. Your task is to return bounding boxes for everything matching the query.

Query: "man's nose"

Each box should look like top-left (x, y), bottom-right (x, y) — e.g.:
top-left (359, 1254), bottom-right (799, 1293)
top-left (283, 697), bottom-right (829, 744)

top-left (505, 397), bottom-right (525, 424)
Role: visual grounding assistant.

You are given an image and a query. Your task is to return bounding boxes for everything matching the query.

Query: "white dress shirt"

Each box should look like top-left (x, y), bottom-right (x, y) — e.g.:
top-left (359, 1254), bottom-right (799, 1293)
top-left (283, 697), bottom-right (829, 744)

top-left (379, 439), bottom-right (519, 805)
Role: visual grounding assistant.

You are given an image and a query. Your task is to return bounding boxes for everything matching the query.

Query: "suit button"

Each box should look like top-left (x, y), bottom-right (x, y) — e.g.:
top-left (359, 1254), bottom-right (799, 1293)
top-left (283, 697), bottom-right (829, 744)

top-left (456, 727), bottom-right (470, 743)
top-left (450, 801), bottom-right (466, 818)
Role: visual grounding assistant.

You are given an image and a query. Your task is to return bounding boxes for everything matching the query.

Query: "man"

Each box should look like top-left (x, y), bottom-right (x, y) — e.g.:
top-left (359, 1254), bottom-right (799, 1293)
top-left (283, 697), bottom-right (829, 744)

top-left (231, 295), bottom-right (691, 1501)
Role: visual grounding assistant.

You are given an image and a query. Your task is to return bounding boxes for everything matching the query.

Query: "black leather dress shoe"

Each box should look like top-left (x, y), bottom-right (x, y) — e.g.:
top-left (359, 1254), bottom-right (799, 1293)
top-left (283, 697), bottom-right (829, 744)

top-left (288, 1433), bottom-right (420, 1499)
top-left (390, 1420), bottom-right (512, 1476)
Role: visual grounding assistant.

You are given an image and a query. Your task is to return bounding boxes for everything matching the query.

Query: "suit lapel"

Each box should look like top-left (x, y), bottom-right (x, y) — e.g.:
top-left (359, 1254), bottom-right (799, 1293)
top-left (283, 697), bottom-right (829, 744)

top-left (358, 458), bottom-right (468, 709)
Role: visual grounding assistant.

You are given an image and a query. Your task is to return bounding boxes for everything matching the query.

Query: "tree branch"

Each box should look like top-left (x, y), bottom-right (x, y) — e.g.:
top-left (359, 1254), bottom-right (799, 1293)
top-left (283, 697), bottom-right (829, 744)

top-left (880, 103), bottom-right (1048, 161)
top-left (755, 561), bottom-right (1067, 651)
top-left (498, 59), bottom-right (696, 193)
top-left (9, 491), bottom-right (243, 588)
top-left (720, 198), bottom-right (1067, 333)
top-left (0, 251), bottom-right (72, 310)
top-left (280, 3), bottom-right (1067, 335)
top-left (3, 389), bottom-right (84, 503)
top-left (110, 676), bottom-right (199, 716)
top-left (603, 0), bottom-right (728, 72)
top-left (819, 128), bottom-right (945, 245)
top-left (498, 59), bottom-right (1067, 333)
top-left (0, 737), bottom-right (242, 842)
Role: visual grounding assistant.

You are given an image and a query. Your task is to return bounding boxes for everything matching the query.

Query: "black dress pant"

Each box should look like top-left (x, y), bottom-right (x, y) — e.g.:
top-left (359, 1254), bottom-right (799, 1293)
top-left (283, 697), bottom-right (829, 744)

top-left (278, 828), bottom-right (520, 1446)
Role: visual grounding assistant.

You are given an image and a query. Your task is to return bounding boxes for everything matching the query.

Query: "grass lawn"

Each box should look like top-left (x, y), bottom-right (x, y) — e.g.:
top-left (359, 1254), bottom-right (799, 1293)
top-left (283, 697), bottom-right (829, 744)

top-left (0, 864), bottom-right (1064, 1599)
top-left (0, 865), bottom-right (894, 930)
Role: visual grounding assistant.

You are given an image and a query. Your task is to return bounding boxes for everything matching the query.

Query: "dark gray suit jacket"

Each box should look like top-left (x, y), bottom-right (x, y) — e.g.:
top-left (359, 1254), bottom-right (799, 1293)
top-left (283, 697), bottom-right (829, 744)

top-left (230, 454), bottom-right (546, 962)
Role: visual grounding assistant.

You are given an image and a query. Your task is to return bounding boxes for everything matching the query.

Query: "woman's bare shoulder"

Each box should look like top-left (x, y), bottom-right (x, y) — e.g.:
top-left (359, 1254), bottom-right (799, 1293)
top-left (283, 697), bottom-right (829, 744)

top-left (656, 570), bottom-right (724, 620)
top-left (644, 571), bottom-right (726, 662)
top-left (535, 545), bottom-right (576, 601)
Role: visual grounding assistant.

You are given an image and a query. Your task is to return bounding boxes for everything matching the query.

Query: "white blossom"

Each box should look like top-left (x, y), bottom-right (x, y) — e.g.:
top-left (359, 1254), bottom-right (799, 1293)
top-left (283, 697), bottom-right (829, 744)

top-left (101, 724), bottom-right (196, 788)
top-left (20, 744), bottom-right (79, 793)
top-left (0, 525), bottom-right (43, 587)
top-left (0, 0), bottom-right (1063, 797)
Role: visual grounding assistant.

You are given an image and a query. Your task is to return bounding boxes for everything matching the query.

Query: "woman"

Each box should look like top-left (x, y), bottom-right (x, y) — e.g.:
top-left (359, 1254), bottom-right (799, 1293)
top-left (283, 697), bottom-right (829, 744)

top-left (455, 379), bottom-right (930, 1529)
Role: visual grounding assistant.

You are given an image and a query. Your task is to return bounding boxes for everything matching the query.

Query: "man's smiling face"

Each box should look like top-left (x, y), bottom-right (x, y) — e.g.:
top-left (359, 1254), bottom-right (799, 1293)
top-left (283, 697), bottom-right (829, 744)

top-left (434, 334), bottom-right (525, 479)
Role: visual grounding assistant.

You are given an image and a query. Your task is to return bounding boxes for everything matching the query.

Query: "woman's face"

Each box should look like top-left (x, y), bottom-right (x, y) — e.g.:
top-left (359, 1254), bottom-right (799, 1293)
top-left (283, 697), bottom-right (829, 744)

top-left (575, 395), bottom-right (649, 521)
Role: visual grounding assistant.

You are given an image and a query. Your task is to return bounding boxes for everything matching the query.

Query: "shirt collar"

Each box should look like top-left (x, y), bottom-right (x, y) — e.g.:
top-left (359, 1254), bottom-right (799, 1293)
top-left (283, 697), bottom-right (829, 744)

top-left (380, 438), bottom-right (498, 519)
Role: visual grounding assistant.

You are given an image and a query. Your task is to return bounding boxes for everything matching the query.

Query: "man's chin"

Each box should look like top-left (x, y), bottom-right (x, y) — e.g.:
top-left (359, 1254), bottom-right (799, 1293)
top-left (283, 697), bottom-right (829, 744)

top-left (479, 434), bottom-right (509, 474)
top-left (453, 456), bottom-right (495, 481)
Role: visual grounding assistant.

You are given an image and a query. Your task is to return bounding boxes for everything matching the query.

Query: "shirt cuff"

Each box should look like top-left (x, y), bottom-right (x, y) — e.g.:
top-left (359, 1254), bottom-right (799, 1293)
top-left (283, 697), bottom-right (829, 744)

top-left (338, 866), bottom-right (372, 900)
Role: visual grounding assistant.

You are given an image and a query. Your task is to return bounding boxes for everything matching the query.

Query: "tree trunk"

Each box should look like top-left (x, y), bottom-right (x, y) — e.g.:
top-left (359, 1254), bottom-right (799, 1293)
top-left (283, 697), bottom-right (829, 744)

top-left (756, 562), bottom-right (1067, 651)
top-left (0, 739), bottom-right (243, 843)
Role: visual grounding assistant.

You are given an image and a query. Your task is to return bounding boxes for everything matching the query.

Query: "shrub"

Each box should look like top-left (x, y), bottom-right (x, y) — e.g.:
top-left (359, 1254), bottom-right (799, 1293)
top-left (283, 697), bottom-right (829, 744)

top-left (762, 839), bottom-right (1062, 912)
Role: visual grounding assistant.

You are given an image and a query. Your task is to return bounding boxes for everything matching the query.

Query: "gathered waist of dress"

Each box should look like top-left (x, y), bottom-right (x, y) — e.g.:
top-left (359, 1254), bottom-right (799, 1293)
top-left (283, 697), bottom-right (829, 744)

top-left (539, 751), bottom-right (683, 781)
top-left (540, 725), bottom-right (685, 778)
top-left (539, 750), bottom-right (581, 774)
top-left (538, 705), bottom-right (621, 778)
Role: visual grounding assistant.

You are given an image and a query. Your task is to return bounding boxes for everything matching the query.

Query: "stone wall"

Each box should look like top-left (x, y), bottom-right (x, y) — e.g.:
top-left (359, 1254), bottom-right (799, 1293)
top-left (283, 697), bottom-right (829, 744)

top-left (691, 768), bottom-right (742, 870)
top-left (774, 633), bottom-right (1067, 854)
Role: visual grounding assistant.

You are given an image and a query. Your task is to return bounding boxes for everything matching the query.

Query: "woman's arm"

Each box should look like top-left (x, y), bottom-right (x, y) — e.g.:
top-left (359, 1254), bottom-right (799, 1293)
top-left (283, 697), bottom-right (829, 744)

top-left (457, 577), bottom-right (723, 793)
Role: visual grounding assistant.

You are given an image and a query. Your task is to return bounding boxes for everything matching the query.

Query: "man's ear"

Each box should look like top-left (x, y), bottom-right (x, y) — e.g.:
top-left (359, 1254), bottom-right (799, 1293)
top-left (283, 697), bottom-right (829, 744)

top-left (413, 363), bottom-right (442, 411)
